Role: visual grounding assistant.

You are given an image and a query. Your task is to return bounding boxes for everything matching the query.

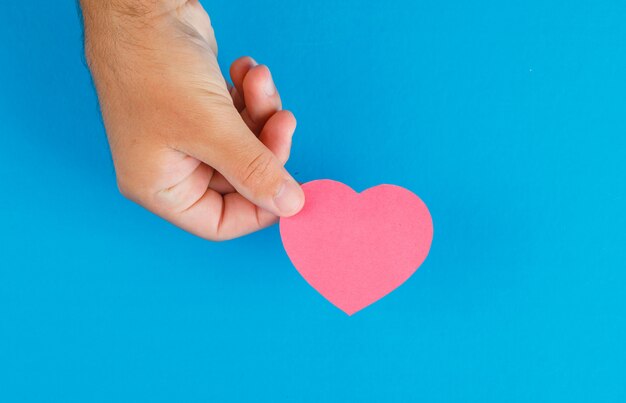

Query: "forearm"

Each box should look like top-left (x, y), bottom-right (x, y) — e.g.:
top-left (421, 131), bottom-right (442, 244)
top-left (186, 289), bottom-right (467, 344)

top-left (78, 0), bottom-right (184, 40)
top-left (79, 0), bottom-right (184, 16)
top-left (79, 0), bottom-right (218, 107)
top-left (79, 0), bottom-right (171, 77)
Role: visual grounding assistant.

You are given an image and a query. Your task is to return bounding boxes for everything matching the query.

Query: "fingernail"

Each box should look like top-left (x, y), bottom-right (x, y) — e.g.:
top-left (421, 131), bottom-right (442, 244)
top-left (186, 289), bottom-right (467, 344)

top-left (264, 73), bottom-right (276, 97)
top-left (274, 179), bottom-right (304, 216)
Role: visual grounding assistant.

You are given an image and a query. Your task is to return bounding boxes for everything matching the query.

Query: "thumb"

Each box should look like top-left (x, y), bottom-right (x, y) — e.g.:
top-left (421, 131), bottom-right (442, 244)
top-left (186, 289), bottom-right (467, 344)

top-left (189, 111), bottom-right (305, 217)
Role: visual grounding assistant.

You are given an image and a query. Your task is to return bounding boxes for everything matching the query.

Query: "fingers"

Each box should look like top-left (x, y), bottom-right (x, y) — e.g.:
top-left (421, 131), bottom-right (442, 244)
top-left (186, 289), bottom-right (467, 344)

top-left (230, 58), bottom-right (282, 131)
top-left (182, 108), bottom-right (304, 217)
top-left (129, 151), bottom-right (280, 241)
top-left (170, 187), bottom-right (279, 241)
top-left (208, 57), bottom-right (295, 197)
top-left (117, 146), bottom-right (282, 241)
top-left (206, 109), bottom-right (296, 195)
top-left (242, 64), bottom-right (282, 127)
top-left (259, 110), bottom-right (296, 164)
top-left (230, 56), bottom-right (256, 111)
top-left (231, 58), bottom-right (293, 158)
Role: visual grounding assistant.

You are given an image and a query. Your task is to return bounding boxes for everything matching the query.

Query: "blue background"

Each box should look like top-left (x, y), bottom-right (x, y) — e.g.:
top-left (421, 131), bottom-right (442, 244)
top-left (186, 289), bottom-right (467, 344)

top-left (1, 1), bottom-right (625, 401)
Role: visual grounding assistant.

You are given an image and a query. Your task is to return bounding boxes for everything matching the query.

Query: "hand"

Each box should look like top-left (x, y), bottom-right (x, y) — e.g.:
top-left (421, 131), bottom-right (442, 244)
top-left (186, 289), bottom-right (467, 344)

top-left (80, 0), bottom-right (305, 240)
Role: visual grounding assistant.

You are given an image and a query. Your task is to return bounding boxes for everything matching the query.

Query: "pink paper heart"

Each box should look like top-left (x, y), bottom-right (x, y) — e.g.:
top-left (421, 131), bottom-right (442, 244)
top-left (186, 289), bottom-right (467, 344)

top-left (280, 180), bottom-right (433, 315)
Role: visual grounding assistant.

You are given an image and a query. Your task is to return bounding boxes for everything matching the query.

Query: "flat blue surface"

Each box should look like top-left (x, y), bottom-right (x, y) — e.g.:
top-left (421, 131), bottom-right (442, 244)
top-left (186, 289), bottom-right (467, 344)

top-left (1, 1), bottom-right (625, 402)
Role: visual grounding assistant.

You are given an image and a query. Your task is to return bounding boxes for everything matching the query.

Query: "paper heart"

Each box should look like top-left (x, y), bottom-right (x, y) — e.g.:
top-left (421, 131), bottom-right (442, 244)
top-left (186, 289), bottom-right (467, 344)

top-left (280, 180), bottom-right (433, 315)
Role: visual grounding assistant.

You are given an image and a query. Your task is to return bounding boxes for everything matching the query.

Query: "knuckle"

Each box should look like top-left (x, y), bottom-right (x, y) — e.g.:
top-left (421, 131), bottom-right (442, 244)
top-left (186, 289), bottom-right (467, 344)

top-left (116, 177), bottom-right (134, 200)
top-left (116, 175), bottom-right (144, 203)
top-left (240, 152), bottom-right (276, 192)
top-left (199, 232), bottom-right (223, 242)
top-left (207, 233), bottom-right (229, 242)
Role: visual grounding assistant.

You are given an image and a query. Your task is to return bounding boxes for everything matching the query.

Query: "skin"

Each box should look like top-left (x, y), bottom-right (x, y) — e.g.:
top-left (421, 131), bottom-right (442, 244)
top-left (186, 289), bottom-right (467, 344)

top-left (79, 0), bottom-right (305, 240)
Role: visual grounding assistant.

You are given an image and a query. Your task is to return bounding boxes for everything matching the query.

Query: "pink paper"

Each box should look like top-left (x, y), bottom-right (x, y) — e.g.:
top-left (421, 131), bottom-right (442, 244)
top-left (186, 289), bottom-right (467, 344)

top-left (280, 180), bottom-right (433, 315)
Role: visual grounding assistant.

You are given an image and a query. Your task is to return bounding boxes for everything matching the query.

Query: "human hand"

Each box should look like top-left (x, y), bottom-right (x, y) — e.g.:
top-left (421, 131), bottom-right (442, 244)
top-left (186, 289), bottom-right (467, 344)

top-left (80, 0), bottom-right (304, 240)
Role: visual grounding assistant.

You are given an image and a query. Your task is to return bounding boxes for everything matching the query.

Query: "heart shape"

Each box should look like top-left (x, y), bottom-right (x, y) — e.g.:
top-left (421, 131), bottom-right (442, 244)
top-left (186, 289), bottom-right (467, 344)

top-left (280, 180), bottom-right (433, 315)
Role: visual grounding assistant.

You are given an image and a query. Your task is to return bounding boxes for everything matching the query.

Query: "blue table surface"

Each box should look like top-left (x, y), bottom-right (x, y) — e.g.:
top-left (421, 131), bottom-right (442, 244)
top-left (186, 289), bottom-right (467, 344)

top-left (1, 1), bottom-right (625, 402)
